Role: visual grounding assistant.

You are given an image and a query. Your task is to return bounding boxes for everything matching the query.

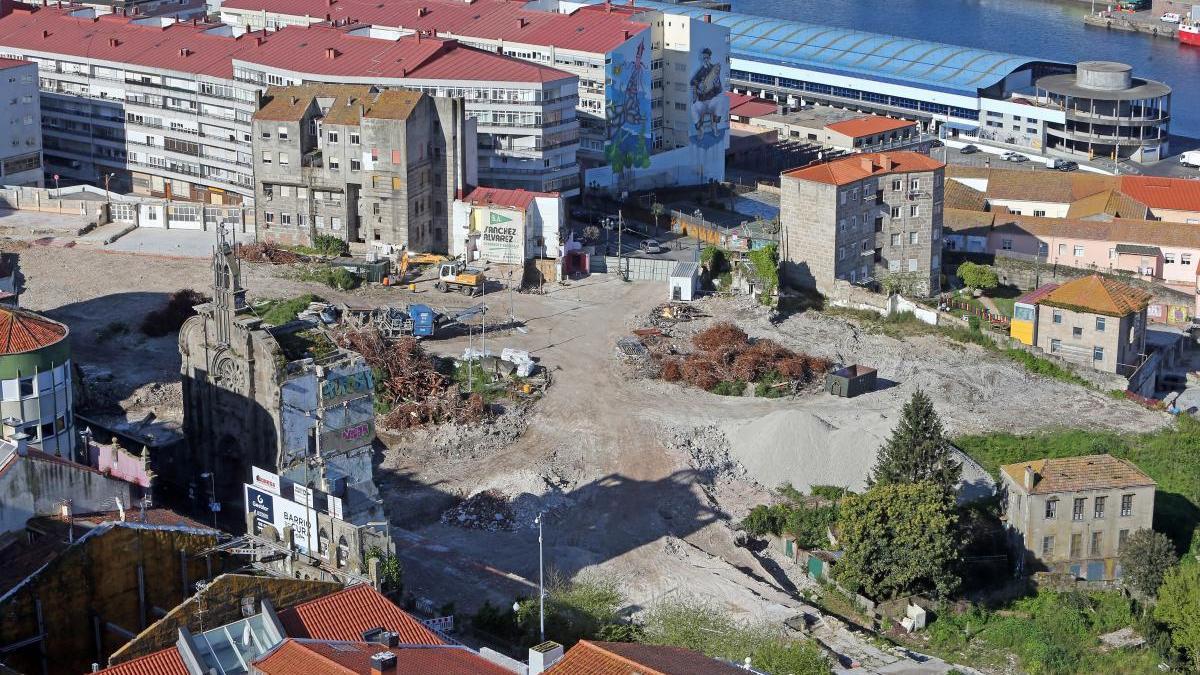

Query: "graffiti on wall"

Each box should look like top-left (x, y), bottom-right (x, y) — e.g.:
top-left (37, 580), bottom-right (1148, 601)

top-left (689, 44), bottom-right (728, 149)
top-left (605, 34), bottom-right (651, 175)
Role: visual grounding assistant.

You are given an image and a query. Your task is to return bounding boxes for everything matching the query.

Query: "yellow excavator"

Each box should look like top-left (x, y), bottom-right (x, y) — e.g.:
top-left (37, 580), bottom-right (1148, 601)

top-left (395, 251), bottom-right (446, 283)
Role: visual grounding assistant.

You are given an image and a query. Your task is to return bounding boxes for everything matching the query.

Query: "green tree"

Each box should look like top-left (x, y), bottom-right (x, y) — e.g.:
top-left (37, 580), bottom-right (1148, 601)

top-left (651, 201), bottom-right (666, 237)
top-left (366, 546), bottom-right (403, 595)
top-left (957, 261), bottom-right (999, 292)
top-left (835, 482), bottom-right (961, 599)
top-left (870, 389), bottom-right (962, 493)
top-left (515, 574), bottom-right (628, 648)
top-left (1119, 529), bottom-right (1177, 597)
top-left (1154, 563), bottom-right (1200, 669)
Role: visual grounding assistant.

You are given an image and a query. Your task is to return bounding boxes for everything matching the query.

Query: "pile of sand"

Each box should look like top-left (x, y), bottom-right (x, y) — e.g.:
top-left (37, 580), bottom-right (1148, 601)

top-left (721, 408), bottom-right (894, 492)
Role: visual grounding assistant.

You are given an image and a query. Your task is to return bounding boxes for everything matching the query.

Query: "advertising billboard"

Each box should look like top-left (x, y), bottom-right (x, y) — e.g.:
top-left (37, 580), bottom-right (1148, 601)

top-left (244, 482), bottom-right (317, 556)
top-left (470, 206), bottom-right (525, 265)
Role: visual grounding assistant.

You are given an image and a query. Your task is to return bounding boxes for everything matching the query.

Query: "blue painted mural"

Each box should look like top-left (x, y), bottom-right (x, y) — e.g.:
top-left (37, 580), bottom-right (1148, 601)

top-left (604, 34), bottom-right (652, 175)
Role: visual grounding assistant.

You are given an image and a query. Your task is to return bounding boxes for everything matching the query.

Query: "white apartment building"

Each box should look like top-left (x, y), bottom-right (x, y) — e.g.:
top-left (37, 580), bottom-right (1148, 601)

top-left (0, 5), bottom-right (579, 202)
top-left (0, 58), bottom-right (42, 187)
top-left (219, 0), bottom-right (730, 194)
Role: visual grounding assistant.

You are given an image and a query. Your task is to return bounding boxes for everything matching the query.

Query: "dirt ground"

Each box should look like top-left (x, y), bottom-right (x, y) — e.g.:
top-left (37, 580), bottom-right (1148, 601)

top-left (13, 235), bottom-right (1168, 668)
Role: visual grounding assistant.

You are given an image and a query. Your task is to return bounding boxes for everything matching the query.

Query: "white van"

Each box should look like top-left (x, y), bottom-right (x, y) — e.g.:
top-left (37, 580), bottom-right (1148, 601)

top-left (1180, 150), bottom-right (1200, 168)
top-left (1161, 12), bottom-right (1182, 23)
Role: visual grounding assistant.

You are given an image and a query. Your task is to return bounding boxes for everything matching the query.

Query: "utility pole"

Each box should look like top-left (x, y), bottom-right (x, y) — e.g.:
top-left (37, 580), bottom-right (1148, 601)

top-left (617, 210), bottom-right (624, 280)
top-left (535, 512), bottom-right (545, 642)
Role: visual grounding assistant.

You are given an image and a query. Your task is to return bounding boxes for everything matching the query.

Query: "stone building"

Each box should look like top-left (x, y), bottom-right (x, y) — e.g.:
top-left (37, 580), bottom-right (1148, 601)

top-left (779, 151), bottom-right (945, 296)
top-left (1034, 274), bottom-right (1151, 375)
top-left (1000, 454), bottom-right (1155, 580)
top-left (176, 229), bottom-right (380, 530)
top-left (252, 84), bottom-right (476, 252)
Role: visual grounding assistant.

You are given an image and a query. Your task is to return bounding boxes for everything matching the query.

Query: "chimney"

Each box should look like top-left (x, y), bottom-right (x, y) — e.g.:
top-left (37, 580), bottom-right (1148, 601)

top-left (860, 157), bottom-right (874, 173)
top-left (178, 47), bottom-right (191, 57)
top-left (623, 29), bottom-right (630, 40)
top-left (362, 628), bottom-right (399, 647)
top-left (1024, 465), bottom-right (1035, 491)
top-left (417, 5), bottom-right (426, 16)
top-left (108, 37), bottom-right (119, 46)
top-left (529, 642), bottom-right (564, 675)
top-left (879, 155), bottom-right (892, 171)
top-left (369, 652), bottom-right (397, 675)
top-left (517, 16), bottom-right (526, 27)
top-left (703, 12), bottom-right (711, 22)
top-left (290, 96), bottom-right (298, 105)
top-left (325, 47), bottom-right (338, 59)
top-left (41, 29), bottom-right (49, 38)
top-left (360, 103), bottom-right (366, 116)
top-left (255, 35), bottom-right (265, 46)
top-left (11, 431), bottom-right (29, 456)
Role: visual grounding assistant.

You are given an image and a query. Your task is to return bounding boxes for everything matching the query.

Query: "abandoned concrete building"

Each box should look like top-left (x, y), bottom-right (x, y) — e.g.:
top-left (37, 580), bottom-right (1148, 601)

top-left (175, 231), bottom-right (381, 530)
top-left (252, 84), bottom-right (476, 252)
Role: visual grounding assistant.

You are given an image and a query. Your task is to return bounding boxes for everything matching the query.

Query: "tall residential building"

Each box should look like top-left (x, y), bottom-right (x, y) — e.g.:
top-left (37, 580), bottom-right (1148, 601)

top-left (253, 84), bottom-right (476, 250)
top-left (218, 0), bottom-right (732, 194)
top-left (0, 5), bottom-right (576, 201)
top-left (1000, 454), bottom-right (1155, 580)
top-left (0, 57), bottom-right (41, 186)
top-left (780, 151), bottom-right (945, 296)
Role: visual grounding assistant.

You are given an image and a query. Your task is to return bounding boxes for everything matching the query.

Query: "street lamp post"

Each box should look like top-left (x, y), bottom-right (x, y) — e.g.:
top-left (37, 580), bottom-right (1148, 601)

top-left (199, 471), bottom-right (218, 527)
top-left (535, 512), bottom-right (545, 642)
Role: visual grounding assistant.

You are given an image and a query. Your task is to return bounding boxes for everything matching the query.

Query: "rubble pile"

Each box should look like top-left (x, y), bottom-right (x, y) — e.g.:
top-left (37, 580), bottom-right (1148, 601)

top-left (648, 302), bottom-right (701, 328)
top-left (440, 489), bottom-right (516, 531)
top-left (236, 242), bottom-right (307, 264)
top-left (333, 327), bottom-right (487, 429)
top-left (653, 322), bottom-right (832, 393)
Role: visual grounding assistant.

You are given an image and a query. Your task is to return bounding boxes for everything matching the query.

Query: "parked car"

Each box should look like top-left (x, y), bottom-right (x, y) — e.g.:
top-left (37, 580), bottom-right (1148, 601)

top-left (959, 144), bottom-right (979, 154)
top-left (1003, 152), bottom-right (1029, 163)
top-left (1053, 159), bottom-right (1079, 172)
top-left (1161, 12), bottom-right (1181, 23)
top-left (1180, 150), bottom-right (1200, 168)
top-left (639, 239), bottom-right (665, 254)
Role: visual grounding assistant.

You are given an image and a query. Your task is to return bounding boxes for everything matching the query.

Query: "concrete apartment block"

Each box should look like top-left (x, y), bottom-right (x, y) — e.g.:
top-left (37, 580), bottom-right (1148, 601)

top-left (252, 84), bottom-right (475, 251)
top-left (1000, 454), bottom-right (1155, 580)
top-left (780, 151), bottom-right (944, 297)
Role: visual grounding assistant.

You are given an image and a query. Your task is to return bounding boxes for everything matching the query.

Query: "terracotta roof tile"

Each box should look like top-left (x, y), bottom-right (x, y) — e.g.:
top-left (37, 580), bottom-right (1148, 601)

top-left (942, 208), bottom-right (994, 235)
top-left (277, 584), bottom-right (444, 645)
top-left (824, 115), bottom-right (916, 138)
top-left (93, 646), bottom-right (188, 675)
top-left (0, 56), bottom-right (30, 70)
top-left (463, 186), bottom-right (555, 210)
top-left (1040, 274), bottom-right (1152, 317)
top-left (988, 213), bottom-right (1200, 252)
top-left (943, 179), bottom-right (987, 212)
top-left (1119, 175), bottom-right (1200, 213)
top-left (0, 307), bottom-right (67, 355)
top-left (726, 92), bottom-right (777, 119)
top-left (783, 151), bottom-right (943, 187)
top-left (1015, 283), bottom-right (1059, 306)
top-left (984, 168), bottom-right (1113, 204)
top-left (1001, 454), bottom-right (1155, 495)
top-left (254, 639), bottom-right (514, 675)
top-left (546, 640), bottom-right (746, 675)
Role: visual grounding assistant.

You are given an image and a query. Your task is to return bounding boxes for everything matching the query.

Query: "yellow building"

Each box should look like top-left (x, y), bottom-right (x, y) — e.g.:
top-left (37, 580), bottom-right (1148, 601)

top-left (1009, 283), bottom-right (1060, 346)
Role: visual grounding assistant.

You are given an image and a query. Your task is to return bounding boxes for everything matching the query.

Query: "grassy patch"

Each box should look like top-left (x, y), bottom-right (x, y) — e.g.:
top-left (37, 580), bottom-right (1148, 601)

top-left (295, 265), bottom-right (360, 290)
top-left (921, 590), bottom-right (1160, 675)
top-left (255, 293), bottom-right (324, 326)
top-left (957, 419), bottom-right (1200, 556)
top-left (710, 379), bottom-right (746, 396)
top-left (284, 234), bottom-right (349, 258)
top-left (274, 328), bottom-right (337, 362)
top-left (1000, 347), bottom-right (1091, 387)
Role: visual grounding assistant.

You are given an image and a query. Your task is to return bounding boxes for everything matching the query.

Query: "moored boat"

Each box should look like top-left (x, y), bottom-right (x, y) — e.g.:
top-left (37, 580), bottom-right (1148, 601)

top-left (1181, 23), bottom-right (1200, 46)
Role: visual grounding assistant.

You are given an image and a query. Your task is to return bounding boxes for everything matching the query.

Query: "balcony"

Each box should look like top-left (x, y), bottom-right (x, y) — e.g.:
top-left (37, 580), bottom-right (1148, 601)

top-left (301, 150), bottom-right (323, 168)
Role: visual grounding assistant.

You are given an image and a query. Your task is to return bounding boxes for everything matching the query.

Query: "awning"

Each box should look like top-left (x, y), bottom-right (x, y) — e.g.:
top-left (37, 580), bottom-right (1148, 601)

top-left (943, 120), bottom-right (980, 132)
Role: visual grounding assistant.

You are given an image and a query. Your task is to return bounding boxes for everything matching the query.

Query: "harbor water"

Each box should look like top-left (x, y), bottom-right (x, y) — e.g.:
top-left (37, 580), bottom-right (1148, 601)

top-left (734, 0), bottom-right (1200, 139)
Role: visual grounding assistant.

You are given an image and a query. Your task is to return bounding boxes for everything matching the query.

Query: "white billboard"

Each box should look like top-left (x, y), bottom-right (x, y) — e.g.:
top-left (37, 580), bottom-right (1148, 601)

top-left (471, 206), bottom-right (525, 265)
top-left (245, 483), bottom-right (317, 556)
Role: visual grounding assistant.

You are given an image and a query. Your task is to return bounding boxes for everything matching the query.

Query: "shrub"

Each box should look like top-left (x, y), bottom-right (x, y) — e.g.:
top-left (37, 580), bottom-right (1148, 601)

top-left (310, 234), bottom-right (349, 257)
top-left (140, 288), bottom-right (208, 337)
top-left (258, 293), bottom-right (323, 326)
top-left (710, 380), bottom-right (745, 396)
top-left (957, 261), bottom-right (999, 291)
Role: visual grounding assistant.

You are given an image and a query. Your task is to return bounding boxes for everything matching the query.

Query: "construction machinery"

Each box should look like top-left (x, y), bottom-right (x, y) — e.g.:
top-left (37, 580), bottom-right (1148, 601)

top-left (341, 302), bottom-right (488, 339)
top-left (435, 260), bottom-right (485, 296)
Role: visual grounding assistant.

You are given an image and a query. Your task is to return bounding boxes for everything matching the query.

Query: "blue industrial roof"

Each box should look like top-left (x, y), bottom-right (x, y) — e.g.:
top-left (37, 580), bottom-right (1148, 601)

top-left (627, 1), bottom-right (1056, 96)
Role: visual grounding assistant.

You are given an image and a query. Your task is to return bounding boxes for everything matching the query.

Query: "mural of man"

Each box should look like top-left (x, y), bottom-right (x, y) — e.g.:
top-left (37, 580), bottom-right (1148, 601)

top-left (690, 47), bottom-right (722, 137)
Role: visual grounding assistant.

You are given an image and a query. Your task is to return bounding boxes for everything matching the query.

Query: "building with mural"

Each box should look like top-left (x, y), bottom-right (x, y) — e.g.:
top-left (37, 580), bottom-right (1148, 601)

top-left (451, 186), bottom-right (563, 265)
top-left (218, 0), bottom-right (731, 195)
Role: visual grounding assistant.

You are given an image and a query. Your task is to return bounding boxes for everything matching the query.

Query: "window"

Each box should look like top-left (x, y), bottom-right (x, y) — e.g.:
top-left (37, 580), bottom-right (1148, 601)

top-left (276, 125), bottom-right (288, 140)
top-left (1165, 252), bottom-right (1176, 264)
top-left (910, 179), bottom-right (920, 191)
top-left (890, 233), bottom-right (900, 247)
top-left (1120, 494), bottom-right (1133, 517)
top-left (372, 202), bottom-right (381, 216)
top-left (329, 157), bottom-right (339, 170)
top-left (1070, 533), bottom-right (1082, 558)
top-left (908, 232), bottom-right (918, 244)
top-left (18, 377), bottom-right (33, 398)
top-left (327, 130), bottom-right (339, 143)
top-left (932, 254), bottom-right (940, 269)
top-left (260, 129), bottom-right (271, 139)
top-left (262, 184), bottom-right (273, 198)
top-left (280, 213), bottom-right (292, 225)
top-left (264, 212), bottom-right (275, 223)
top-left (1095, 317), bottom-right (1106, 332)
top-left (1183, 253), bottom-right (1193, 266)
top-left (1118, 529), bottom-right (1129, 551)
top-left (392, 177), bottom-right (402, 190)
top-left (1053, 310), bottom-right (1063, 324)
top-left (907, 258), bottom-right (917, 272)
top-left (909, 205), bottom-right (919, 217)
top-left (1033, 210), bottom-right (1046, 217)
top-left (279, 186), bottom-right (291, 198)
top-left (1073, 497), bottom-right (1085, 521)
top-left (1045, 498), bottom-right (1058, 519)
top-left (349, 131), bottom-right (360, 145)
top-left (1050, 338), bottom-right (1061, 353)
top-left (838, 218), bottom-right (847, 232)
top-left (839, 191), bottom-right (848, 205)
top-left (261, 150), bottom-right (271, 164)
top-left (1042, 535), bottom-right (1055, 557)
top-left (1058, 243), bottom-right (1067, 256)
top-left (891, 179), bottom-right (902, 191)
top-left (278, 152), bottom-right (289, 166)
top-left (838, 247), bottom-right (845, 261)
top-left (391, 149), bottom-right (401, 164)
top-left (350, 159), bottom-right (361, 171)
top-left (1001, 238), bottom-right (1013, 250)
top-left (1090, 531), bottom-right (1102, 557)
top-left (1093, 346), bottom-right (1104, 361)
top-left (331, 217), bottom-right (342, 230)
top-left (890, 206), bottom-right (900, 218)
top-left (1094, 496), bottom-right (1106, 519)
top-left (1072, 326), bottom-right (1083, 338)
top-left (888, 259), bottom-right (899, 271)
top-left (1073, 245), bottom-right (1084, 257)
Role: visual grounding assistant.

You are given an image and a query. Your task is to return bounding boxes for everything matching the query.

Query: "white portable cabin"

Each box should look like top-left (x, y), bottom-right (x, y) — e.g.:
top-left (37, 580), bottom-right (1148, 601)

top-left (668, 262), bottom-right (700, 302)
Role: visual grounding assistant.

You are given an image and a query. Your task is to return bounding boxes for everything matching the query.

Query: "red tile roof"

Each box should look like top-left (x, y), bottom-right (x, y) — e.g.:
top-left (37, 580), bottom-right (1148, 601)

top-left (546, 640), bottom-right (747, 675)
top-left (278, 584), bottom-right (445, 645)
top-left (1001, 454), bottom-right (1155, 495)
top-left (726, 92), bottom-right (777, 119)
top-left (1040, 274), bottom-right (1152, 317)
top-left (0, 56), bottom-right (30, 70)
top-left (0, 7), bottom-right (567, 85)
top-left (1119, 175), bottom-right (1200, 213)
top-left (1015, 283), bottom-right (1059, 306)
top-left (783, 151), bottom-right (944, 187)
top-left (824, 115), bottom-right (917, 138)
top-left (254, 639), bottom-right (516, 675)
top-left (222, 0), bottom-right (650, 54)
top-left (0, 307), bottom-right (67, 355)
top-left (93, 646), bottom-right (188, 675)
top-left (464, 186), bottom-right (555, 210)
